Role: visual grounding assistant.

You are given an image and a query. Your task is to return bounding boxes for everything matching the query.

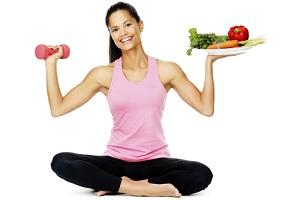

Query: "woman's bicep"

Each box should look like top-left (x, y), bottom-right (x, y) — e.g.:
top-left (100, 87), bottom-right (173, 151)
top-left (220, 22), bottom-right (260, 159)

top-left (57, 67), bottom-right (102, 116)
top-left (169, 63), bottom-right (203, 113)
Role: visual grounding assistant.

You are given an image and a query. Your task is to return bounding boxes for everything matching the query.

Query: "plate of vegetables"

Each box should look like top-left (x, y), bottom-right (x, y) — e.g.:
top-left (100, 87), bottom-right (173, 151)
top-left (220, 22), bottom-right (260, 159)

top-left (186, 25), bottom-right (265, 56)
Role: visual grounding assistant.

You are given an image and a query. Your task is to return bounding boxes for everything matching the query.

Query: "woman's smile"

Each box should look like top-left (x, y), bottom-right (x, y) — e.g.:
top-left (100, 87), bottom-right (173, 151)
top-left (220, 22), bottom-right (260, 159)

top-left (120, 36), bottom-right (133, 43)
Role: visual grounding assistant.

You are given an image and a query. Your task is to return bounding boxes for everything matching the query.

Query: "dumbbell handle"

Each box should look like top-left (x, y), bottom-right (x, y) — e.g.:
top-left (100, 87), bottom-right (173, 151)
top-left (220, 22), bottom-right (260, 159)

top-left (35, 44), bottom-right (70, 59)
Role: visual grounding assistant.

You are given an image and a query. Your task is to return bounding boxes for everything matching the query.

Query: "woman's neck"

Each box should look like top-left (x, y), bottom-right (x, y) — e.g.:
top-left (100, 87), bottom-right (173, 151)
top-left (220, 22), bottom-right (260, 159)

top-left (121, 45), bottom-right (147, 70)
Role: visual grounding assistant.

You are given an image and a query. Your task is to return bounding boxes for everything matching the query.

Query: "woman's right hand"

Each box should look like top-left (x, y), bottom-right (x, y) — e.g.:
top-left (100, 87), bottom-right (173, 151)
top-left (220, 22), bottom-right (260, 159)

top-left (45, 45), bottom-right (63, 64)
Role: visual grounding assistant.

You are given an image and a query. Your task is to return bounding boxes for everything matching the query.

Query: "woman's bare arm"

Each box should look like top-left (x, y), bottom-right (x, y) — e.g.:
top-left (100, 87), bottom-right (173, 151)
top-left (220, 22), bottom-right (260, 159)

top-left (46, 64), bottom-right (103, 117)
top-left (168, 55), bottom-right (236, 116)
top-left (45, 46), bottom-right (103, 117)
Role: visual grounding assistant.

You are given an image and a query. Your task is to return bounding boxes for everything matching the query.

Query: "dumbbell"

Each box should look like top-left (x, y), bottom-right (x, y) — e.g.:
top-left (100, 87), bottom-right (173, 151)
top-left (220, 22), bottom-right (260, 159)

top-left (35, 44), bottom-right (70, 59)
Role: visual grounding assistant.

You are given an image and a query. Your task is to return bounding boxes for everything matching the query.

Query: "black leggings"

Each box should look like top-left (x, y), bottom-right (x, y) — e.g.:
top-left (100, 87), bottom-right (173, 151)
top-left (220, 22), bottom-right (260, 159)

top-left (51, 152), bottom-right (213, 195)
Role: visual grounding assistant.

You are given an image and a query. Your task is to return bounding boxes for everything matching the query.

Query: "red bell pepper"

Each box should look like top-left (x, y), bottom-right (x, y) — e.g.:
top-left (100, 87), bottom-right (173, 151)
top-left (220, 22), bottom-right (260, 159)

top-left (228, 25), bottom-right (249, 41)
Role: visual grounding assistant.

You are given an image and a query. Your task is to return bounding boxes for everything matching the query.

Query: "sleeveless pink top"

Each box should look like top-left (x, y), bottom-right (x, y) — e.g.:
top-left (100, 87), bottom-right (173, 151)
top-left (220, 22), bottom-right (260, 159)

top-left (104, 56), bottom-right (171, 162)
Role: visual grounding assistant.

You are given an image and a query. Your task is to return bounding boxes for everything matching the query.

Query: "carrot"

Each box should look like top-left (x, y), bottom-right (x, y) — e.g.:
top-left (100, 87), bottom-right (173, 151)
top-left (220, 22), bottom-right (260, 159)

top-left (207, 40), bottom-right (240, 49)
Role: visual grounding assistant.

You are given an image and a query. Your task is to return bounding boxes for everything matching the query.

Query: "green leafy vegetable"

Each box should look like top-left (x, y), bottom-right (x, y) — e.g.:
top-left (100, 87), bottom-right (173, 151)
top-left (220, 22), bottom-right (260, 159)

top-left (187, 28), bottom-right (228, 55)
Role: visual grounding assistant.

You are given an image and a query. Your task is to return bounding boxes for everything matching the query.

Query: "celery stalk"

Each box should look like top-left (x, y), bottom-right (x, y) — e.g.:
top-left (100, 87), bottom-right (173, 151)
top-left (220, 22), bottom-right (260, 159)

top-left (239, 36), bottom-right (266, 47)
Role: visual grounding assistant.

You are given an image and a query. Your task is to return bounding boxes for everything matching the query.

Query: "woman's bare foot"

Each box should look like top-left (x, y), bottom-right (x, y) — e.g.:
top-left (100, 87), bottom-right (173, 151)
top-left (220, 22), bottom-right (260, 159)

top-left (118, 176), bottom-right (181, 197)
top-left (122, 176), bottom-right (148, 183)
top-left (94, 190), bottom-right (111, 196)
top-left (122, 176), bottom-right (133, 181)
top-left (94, 176), bottom-right (137, 196)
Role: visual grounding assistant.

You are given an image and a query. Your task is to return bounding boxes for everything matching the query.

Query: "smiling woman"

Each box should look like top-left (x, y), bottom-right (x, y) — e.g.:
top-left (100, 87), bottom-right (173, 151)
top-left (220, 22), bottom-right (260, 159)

top-left (108, 11), bottom-right (143, 55)
top-left (45, 1), bottom-right (238, 198)
top-left (105, 2), bottom-right (143, 63)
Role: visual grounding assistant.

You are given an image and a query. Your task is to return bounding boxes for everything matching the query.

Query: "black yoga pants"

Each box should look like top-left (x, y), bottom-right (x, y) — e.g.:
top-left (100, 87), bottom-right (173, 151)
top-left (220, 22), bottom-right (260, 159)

top-left (51, 152), bottom-right (213, 195)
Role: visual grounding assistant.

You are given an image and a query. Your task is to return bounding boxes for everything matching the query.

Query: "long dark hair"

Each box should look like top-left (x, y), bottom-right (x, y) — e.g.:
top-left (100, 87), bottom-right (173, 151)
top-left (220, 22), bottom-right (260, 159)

top-left (105, 2), bottom-right (141, 63)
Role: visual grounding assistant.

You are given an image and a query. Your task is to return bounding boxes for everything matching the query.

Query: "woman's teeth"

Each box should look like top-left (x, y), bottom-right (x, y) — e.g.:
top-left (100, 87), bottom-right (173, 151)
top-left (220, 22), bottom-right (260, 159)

top-left (121, 37), bottom-right (132, 43)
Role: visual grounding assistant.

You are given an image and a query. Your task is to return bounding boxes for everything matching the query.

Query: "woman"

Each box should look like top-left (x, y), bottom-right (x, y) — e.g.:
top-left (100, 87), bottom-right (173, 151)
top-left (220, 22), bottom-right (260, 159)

top-left (48, 1), bottom-right (233, 198)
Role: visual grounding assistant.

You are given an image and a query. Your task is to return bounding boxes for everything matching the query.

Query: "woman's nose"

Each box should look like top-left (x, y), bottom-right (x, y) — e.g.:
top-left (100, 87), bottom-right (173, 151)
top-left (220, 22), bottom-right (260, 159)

top-left (120, 27), bottom-right (128, 36)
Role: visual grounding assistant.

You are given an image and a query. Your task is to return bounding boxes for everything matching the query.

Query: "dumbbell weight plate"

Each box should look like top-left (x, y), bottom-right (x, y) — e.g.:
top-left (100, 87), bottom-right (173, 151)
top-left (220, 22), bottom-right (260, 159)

top-left (35, 44), bottom-right (49, 59)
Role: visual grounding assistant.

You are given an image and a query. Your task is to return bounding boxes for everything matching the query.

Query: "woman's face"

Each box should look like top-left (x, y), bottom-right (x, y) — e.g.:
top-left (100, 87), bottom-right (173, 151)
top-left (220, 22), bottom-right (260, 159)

top-left (108, 10), bottom-right (143, 51)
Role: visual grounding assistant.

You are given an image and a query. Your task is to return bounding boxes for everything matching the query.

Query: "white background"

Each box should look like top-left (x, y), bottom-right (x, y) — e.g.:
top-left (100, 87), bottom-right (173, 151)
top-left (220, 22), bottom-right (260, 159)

top-left (0, 0), bottom-right (289, 199)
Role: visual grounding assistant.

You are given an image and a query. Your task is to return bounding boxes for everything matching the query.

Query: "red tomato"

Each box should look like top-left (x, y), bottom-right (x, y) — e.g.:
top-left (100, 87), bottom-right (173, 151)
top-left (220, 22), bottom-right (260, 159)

top-left (228, 25), bottom-right (249, 41)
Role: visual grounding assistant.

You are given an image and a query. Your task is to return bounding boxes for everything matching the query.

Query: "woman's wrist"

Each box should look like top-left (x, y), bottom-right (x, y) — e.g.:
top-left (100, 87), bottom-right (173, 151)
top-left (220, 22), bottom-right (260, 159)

top-left (206, 55), bottom-right (216, 64)
top-left (45, 58), bottom-right (58, 67)
top-left (205, 57), bottom-right (214, 68)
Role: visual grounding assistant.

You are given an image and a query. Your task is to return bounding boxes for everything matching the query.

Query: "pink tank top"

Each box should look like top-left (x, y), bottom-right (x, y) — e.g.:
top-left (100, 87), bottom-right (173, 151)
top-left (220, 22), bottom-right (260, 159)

top-left (104, 55), bottom-right (171, 162)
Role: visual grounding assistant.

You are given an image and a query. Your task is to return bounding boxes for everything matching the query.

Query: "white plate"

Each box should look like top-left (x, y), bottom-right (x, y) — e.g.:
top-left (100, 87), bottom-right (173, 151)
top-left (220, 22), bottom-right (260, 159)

top-left (201, 46), bottom-right (252, 55)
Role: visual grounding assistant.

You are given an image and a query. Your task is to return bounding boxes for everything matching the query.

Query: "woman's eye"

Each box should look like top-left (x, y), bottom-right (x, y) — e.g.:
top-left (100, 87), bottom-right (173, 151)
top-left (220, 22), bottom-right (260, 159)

top-left (126, 23), bottom-right (132, 27)
top-left (111, 28), bottom-right (118, 33)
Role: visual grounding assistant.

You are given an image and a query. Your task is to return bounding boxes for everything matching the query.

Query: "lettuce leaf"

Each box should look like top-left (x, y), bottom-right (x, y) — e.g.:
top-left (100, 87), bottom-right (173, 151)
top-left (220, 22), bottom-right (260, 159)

top-left (187, 27), bottom-right (228, 55)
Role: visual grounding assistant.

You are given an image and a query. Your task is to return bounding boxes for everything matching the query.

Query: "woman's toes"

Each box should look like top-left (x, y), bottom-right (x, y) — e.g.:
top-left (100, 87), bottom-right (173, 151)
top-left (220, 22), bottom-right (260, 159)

top-left (121, 176), bottom-right (130, 180)
top-left (94, 190), bottom-right (111, 196)
top-left (168, 184), bottom-right (182, 198)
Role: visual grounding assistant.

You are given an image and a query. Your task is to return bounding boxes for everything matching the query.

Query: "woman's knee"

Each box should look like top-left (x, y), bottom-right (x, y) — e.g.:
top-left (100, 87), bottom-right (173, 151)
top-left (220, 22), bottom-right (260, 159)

top-left (182, 162), bottom-right (213, 195)
top-left (50, 152), bottom-right (75, 174)
top-left (199, 164), bottom-right (213, 189)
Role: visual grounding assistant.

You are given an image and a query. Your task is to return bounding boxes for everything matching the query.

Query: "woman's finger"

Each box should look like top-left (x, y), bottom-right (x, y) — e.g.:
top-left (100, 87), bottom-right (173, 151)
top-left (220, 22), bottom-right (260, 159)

top-left (57, 45), bottom-right (63, 57)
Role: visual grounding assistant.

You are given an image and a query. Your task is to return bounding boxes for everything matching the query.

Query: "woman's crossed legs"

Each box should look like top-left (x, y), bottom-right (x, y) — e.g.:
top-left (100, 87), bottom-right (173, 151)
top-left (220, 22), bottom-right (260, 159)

top-left (50, 152), bottom-right (213, 197)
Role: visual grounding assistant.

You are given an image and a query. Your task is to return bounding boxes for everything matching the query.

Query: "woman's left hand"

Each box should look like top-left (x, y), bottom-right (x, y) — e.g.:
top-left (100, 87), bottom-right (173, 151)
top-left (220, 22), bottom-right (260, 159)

top-left (206, 53), bottom-right (242, 63)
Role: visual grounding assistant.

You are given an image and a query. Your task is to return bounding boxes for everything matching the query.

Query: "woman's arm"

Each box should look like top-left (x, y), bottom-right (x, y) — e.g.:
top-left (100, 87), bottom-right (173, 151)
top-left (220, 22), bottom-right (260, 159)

top-left (169, 55), bottom-right (232, 116)
top-left (200, 56), bottom-right (215, 116)
top-left (45, 46), bottom-right (102, 117)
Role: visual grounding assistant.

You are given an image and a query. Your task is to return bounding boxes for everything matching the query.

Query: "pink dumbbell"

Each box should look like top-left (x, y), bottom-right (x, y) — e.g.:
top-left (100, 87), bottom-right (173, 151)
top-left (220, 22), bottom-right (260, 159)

top-left (35, 44), bottom-right (70, 59)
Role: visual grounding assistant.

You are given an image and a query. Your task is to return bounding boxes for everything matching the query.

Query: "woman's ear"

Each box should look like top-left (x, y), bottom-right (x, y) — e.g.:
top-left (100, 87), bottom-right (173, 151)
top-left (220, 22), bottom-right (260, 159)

top-left (139, 20), bottom-right (144, 32)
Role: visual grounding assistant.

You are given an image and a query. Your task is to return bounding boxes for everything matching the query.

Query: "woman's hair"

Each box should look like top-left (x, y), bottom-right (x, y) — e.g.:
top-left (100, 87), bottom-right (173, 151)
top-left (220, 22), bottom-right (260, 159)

top-left (105, 1), bottom-right (141, 63)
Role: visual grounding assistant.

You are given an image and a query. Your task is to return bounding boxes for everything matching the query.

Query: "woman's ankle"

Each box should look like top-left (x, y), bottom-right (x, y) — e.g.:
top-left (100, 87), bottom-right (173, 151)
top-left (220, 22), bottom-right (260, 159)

top-left (118, 178), bottom-right (141, 195)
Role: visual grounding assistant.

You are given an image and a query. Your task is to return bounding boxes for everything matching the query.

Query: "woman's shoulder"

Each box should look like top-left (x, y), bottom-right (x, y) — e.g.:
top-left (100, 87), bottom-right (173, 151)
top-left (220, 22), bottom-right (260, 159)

top-left (86, 62), bottom-right (115, 84)
top-left (92, 62), bottom-right (114, 71)
top-left (91, 62), bottom-right (114, 75)
top-left (155, 58), bottom-right (182, 75)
